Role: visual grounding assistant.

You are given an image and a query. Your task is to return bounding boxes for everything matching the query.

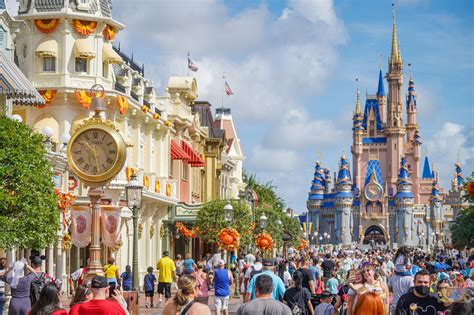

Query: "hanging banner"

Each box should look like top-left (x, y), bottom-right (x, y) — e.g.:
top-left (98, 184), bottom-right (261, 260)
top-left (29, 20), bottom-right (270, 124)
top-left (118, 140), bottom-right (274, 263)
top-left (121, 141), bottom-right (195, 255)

top-left (71, 206), bottom-right (91, 248)
top-left (101, 207), bottom-right (121, 248)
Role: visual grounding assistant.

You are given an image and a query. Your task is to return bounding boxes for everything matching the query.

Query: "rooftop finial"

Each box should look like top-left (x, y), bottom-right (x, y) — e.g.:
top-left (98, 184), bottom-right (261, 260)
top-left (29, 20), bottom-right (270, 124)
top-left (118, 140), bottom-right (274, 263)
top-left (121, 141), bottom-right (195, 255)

top-left (379, 53), bottom-right (383, 70)
top-left (355, 78), bottom-right (361, 114)
top-left (390, 2), bottom-right (402, 66)
top-left (408, 63), bottom-right (413, 80)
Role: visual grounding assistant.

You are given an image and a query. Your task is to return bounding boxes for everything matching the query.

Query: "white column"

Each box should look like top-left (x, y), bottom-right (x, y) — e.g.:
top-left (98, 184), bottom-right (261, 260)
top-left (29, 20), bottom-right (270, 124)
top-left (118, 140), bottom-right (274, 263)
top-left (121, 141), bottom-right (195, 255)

top-left (47, 244), bottom-right (54, 276)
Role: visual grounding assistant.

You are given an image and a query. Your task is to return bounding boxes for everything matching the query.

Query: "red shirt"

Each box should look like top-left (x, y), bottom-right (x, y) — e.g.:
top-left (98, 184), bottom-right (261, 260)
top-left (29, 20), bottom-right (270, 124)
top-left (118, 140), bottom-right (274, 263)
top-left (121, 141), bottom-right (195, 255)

top-left (76, 299), bottom-right (126, 315)
top-left (28, 310), bottom-right (67, 315)
top-left (68, 303), bottom-right (81, 315)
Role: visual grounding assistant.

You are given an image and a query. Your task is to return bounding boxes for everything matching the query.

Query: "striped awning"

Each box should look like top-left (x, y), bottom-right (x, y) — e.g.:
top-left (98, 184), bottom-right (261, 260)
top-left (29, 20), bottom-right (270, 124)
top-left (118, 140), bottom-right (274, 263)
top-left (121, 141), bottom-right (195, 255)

top-left (181, 140), bottom-right (205, 167)
top-left (170, 140), bottom-right (190, 160)
top-left (0, 52), bottom-right (45, 106)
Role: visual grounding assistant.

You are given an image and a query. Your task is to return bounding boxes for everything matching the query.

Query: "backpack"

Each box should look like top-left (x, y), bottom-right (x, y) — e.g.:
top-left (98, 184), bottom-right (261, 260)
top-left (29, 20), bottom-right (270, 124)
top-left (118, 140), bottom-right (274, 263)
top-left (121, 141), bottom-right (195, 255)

top-left (249, 266), bottom-right (262, 281)
top-left (290, 290), bottom-right (305, 315)
top-left (30, 272), bottom-right (48, 305)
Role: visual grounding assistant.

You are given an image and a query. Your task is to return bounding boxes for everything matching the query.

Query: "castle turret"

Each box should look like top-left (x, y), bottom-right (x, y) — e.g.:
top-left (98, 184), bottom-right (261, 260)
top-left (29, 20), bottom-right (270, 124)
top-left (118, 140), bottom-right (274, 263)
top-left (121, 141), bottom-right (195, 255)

top-left (324, 168), bottom-right (332, 194)
top-left (377, 68), bottom-right (387, 123)
top-left (386, 6), bottom-right (406, 194)
top-left (334, 156), bottom-right (354, 247)
top-left (395, 157), bottom-right (415, 246)
top-left (430, 175), bottom-right (443, 247)
top-left (448, 163), bottom-right (464, 219)
top-left (308, 161), bottom-right (325, 233)
top-left (352, 83), bottom-right (364, 190)
top-left (405, 66), bottom-right (418, 143)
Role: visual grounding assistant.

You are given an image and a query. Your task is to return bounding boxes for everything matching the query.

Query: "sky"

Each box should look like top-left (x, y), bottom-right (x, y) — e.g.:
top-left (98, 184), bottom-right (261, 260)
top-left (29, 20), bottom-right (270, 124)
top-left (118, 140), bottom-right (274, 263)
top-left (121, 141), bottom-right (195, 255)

top-left (8, 0), bottom-right (473, 213)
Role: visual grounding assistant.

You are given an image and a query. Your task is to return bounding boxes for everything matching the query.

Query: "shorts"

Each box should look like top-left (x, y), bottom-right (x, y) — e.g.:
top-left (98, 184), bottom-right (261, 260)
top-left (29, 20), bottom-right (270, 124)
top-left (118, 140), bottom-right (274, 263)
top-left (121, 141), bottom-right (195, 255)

top-left (145, 290), bottom-right (154, 297)
top-left (157, 282), bottom-right (171, 298)
top-left (214, 296), bottom-right (229, 310)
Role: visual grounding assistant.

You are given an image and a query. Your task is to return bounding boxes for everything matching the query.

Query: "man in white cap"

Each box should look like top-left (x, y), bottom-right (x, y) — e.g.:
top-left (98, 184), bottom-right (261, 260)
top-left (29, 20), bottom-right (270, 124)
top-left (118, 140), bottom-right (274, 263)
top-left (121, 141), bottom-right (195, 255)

top-left (213, 259), bottom-right (234, 315)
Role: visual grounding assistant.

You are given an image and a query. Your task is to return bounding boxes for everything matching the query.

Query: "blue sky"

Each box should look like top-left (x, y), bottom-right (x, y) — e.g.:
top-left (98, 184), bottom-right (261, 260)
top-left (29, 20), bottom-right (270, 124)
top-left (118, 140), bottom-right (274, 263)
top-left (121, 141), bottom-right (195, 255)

top-left (8, 0), bottom-right (470, 212)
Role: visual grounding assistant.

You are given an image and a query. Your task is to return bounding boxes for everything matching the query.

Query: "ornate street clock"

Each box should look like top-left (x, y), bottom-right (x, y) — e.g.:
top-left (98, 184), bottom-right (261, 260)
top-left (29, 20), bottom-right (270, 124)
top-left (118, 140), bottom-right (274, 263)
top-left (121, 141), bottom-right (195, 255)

top-left (67, 86), bottom-right (126, 186)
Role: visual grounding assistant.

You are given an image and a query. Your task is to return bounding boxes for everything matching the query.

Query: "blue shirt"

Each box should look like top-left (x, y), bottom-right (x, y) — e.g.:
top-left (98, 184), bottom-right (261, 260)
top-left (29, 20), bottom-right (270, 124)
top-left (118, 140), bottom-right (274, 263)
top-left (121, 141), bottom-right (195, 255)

top-left (214, 268), bottom-right (230, 297)
top-left (326, 277), bottom-right (339, 295)
top-left (247, 270), bottom-right (286, 300)
top-left (120, 272), bottom-right (133, 291)
top-left (310, 265), bottom-right (319, 280)
top-left (183, 259), bottom-right (195, 272)
top-left (143, 273), bottom-right (156, 292)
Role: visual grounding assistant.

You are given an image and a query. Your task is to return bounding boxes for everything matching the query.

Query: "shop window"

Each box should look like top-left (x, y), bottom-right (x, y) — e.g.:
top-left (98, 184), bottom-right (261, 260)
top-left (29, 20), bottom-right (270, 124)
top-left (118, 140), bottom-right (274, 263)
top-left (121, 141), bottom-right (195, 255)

top-left (43, 57), bottom-right (56, 72)
top-left (75, 57), bottom-right (88, 73)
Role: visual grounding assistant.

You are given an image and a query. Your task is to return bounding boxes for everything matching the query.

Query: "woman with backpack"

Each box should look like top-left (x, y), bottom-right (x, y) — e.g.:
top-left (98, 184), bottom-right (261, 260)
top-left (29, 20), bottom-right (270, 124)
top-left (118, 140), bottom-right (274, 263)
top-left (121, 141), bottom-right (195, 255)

top-left (283, 270), bottom-right (314, 315)
top-left (29, 282), bottom-right (67, 315)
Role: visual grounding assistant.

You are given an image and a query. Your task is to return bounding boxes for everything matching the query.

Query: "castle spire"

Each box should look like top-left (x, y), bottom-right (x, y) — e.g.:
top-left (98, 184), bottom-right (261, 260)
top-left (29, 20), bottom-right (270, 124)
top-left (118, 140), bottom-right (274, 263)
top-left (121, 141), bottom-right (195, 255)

top-left (377, 68), bottom-right (385, 96)
top-left (390, 3), bottom-right (403, 66)
top-left (355, 78), bottom-right (361, 114)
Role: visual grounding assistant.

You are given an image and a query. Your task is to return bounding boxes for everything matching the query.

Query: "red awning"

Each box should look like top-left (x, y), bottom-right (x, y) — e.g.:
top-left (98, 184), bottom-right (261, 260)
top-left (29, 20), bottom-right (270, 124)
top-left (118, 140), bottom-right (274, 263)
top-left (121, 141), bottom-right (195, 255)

top-left (170, 140), bottom-right (190, 160)
top-left (181, 141), bottom-right (205, 167)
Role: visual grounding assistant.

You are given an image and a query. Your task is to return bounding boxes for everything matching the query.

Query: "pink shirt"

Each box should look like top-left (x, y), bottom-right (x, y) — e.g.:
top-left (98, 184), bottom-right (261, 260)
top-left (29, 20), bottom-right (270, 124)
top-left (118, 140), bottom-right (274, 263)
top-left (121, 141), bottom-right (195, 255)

top-left (195, 270), bottom-right (209, 298)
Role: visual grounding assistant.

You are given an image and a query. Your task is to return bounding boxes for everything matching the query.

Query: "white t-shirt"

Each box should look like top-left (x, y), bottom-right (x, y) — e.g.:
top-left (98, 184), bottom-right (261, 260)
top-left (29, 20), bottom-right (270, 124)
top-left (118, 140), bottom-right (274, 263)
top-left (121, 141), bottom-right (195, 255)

top-left (245, 254), bottom-right (256, 265)
top-left (283, 271), bottom-right (292, 287)
top-left (244, 262), bottom-right (262, 279)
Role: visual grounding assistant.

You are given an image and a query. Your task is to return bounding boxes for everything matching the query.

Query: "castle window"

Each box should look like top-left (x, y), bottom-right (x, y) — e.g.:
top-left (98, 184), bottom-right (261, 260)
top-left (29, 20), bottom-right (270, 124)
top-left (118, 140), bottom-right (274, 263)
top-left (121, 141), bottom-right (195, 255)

top-left (369, 120), bottom-right (375, 137)
top-left (75, 57), bottom-right (88, 73)
top-left (42, 57), bottom-right (56, 72)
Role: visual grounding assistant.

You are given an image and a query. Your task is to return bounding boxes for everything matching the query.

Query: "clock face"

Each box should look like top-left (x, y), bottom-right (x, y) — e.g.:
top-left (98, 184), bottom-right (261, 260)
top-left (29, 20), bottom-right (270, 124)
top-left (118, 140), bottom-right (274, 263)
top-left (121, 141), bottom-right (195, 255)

top-left (70, 128), bottom-right (118, 176)
top-left (365, 183), bottom-right (383, 201)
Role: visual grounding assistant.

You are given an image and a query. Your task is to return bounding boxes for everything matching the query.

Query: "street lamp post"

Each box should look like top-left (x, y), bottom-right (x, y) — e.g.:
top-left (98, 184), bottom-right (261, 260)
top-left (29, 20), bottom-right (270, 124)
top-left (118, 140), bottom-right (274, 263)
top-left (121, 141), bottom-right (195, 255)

top-left (313, 231), bottom-right (318, 246)
top-left (125, 173), bottom-right (143, 291)
top-left (223, 201), bottom-right (240, 299)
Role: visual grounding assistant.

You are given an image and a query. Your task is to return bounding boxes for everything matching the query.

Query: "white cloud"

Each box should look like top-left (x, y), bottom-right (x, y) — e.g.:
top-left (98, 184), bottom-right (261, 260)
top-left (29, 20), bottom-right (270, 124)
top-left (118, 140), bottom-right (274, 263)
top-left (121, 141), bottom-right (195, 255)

top-left (425, 122), bottom-right (474, 188)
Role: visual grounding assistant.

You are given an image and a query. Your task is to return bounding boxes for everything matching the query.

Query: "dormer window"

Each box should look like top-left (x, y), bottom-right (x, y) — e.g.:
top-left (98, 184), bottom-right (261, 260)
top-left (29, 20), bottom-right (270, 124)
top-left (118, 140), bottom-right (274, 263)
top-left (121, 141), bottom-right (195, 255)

top-left (43, 57), bottom-right (56, 72)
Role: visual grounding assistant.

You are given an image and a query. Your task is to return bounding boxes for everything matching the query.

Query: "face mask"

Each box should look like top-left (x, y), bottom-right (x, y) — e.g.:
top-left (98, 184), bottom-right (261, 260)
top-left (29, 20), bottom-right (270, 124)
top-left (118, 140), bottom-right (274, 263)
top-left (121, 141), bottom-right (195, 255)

top-left (414, 285), bottom-right (430, 296)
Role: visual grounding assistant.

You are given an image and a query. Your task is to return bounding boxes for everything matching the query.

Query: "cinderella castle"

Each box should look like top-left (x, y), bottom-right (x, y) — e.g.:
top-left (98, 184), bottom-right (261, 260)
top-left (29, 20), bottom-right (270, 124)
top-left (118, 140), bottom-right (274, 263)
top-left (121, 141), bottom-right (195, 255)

top-left (306, 10), bottom-right (466, 249)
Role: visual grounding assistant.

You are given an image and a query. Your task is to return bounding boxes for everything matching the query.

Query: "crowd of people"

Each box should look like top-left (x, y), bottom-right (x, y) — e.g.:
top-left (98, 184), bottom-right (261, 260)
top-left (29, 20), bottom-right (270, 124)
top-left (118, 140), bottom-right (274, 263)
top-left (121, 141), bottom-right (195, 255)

top-left (0, 246), bottom-right (472, 315)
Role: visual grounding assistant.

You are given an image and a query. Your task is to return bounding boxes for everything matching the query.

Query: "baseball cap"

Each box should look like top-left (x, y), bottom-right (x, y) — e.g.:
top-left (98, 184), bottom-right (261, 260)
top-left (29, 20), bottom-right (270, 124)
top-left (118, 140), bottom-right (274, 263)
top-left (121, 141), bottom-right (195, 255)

top-left (262, 259), bottom-right (274, 266)
top-left (91, 275), bottom-right (109, 289)
top-left (218, 259), bottom-right (226, 266)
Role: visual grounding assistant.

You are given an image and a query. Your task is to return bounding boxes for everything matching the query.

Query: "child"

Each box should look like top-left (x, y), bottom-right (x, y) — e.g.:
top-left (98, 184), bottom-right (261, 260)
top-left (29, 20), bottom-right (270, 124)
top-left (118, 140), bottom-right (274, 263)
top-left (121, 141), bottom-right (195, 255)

top-left (144, 266), bottom-right (157, 308)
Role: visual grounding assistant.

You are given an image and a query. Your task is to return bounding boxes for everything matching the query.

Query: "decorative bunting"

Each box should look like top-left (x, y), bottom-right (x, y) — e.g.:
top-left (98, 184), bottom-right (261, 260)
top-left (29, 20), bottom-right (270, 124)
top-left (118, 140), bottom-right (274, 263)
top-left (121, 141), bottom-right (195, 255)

top-left (126, 167), bottom-right (135, 182)
top-left (153, 113), bottom-right (160, 120)
top-left (141, 105), bottom-right (149, 113)
top-left (35, 89), bottom-right (57, 108)
top-left (74, 90), bottom-right (92, 109)
top-left (117, 95), bottom-right (128, 114)
top-left (143, 175), bottom-right (149, 189)
top-left (103, 24), bottom-right (116, 41)
top-left (155, 180), bottom-right (161, 193)
top-left (165, 120), bottom-right (172, 127)
top-left (71, 19), bottom-right (97, 36)
top-left (34, 19), bottom-right (60, 34)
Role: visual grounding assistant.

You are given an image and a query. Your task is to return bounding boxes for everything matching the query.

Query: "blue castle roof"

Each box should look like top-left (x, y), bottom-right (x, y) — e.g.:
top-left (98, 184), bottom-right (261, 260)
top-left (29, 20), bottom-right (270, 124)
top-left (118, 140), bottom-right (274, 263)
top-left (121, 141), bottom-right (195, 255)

top-left (337, 156), bottom-right (352, 184)
top-left (396, 157), bottom-right (414, 198)
top-left (364, 160), bottom-right (383, 187)
top-left (362, 99), bottom-right (383, 131)
top-left (422, 156), bottom-right (434, 179)
top-left (455, 163), bottom-right (464, 189)
top-left (399, 157), bottom-right (410, 179)
top-left (377, 69), bottom-right (385, 96)
top-left (413, 129), bottom-right (422, 145)
top-left (406, 78), bottom-right (417, 109)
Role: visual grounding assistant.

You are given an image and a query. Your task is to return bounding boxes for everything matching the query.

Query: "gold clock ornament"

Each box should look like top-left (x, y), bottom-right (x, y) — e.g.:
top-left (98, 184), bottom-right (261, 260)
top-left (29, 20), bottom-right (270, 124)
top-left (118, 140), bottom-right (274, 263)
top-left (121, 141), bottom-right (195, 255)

top-left (67, 119), bottom-right (126, 186)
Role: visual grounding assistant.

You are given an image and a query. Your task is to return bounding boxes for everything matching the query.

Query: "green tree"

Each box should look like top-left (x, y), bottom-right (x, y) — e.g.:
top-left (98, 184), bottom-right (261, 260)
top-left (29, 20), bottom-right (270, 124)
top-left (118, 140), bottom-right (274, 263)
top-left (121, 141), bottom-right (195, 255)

top-left (0, 115), bottom-right (58, 249)
top-left (195, 200), bottom-right (253, 247)
top-left (450, 173), bottom-right (474, 249)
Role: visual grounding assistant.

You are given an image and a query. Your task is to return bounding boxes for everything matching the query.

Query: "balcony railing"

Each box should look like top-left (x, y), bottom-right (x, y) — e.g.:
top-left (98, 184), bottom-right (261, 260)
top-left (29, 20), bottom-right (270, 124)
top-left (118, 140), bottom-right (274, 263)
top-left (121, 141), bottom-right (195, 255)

top-left (114, 82), bottom-right (126, 93)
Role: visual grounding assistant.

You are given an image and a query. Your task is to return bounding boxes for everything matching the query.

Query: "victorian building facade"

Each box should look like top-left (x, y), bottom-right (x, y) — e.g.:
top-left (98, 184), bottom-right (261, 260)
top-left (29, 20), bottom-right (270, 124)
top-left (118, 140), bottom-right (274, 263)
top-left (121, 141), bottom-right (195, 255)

top-left (307, 11), bottom-right (466, 249)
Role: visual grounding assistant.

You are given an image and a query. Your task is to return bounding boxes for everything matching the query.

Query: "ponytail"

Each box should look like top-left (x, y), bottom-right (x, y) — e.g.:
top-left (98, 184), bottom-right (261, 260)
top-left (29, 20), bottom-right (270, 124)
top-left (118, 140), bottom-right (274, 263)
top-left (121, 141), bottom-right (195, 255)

top-left (173, 274), bottom-right (197, 308)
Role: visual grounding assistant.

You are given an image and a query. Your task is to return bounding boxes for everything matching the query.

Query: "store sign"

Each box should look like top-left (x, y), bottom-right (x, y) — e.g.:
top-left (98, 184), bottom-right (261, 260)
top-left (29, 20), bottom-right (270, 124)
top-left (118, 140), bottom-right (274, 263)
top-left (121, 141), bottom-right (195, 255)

top-left (176, 205), bottom-right (199, 218)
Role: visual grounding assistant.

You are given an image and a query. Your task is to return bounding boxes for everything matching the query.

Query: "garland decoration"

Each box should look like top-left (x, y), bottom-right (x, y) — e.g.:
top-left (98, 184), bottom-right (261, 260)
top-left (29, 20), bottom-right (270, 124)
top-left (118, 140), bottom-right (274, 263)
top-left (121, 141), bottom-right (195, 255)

top-left (467, 181), bottom-right (474, 198)
top-left (117, 95), bottom-right (128, 114)
top-left (36, 90), bottom-right (57, 108)
top-left (62, 233), bottom-right (72, 252)
top-left (71, 19), bottom-right (97, 36)
top-left (165, 120), bottom-right (172, 127)
top-left (217, 227), bottom-right (240, 251)
top-left (74, 90), bottom-right (92, 109)
top-left (256, 233), bottom-right (273, 251)
top-left (54, 189), bottom-right (76, 231)
top-left (34, 19), bottom-right (60, 34)
top-left (175, 222), bottom-right (199, 239)
top-left (297, 239), bottom-right (308, 251)
top-left (103, 24), bottom-right (116, 40)
top-left (141, 105), bottom-right (149, 113)
top-left (153, 113), bottom-right (160, 120)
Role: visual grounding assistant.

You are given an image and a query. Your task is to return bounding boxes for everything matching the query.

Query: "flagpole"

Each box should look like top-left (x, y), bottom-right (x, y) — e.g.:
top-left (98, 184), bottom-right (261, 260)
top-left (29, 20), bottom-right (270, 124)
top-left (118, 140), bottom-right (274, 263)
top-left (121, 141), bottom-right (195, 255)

top-left (187, 51), bottom-right (190, 76)
top-left (222, 72), bottom-right (225, 110)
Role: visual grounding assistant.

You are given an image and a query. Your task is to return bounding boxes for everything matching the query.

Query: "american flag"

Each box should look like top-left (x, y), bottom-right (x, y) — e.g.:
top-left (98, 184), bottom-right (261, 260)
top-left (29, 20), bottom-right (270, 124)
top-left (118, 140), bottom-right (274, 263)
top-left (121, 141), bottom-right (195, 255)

top-left (188, 57), bottom-right (198, 72)
top-left (224, 81), bottom-right (233, 95)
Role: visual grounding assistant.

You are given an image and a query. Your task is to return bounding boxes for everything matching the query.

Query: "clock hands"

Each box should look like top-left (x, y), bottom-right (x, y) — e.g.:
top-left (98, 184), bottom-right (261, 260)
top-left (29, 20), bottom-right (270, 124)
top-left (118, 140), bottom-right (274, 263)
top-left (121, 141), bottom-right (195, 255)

top-left (79, 141), bottom-right (100, 172)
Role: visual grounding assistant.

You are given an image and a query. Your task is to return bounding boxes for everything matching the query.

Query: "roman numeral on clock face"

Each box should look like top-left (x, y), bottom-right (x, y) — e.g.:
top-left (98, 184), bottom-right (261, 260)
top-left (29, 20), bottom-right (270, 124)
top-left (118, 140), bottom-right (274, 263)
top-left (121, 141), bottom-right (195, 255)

top-left (84, 164), bottom-right (90, 171)
top-left (92, 131), bottom-right (99, 139)
top-left (77, 157), bottom-right (84, 165)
